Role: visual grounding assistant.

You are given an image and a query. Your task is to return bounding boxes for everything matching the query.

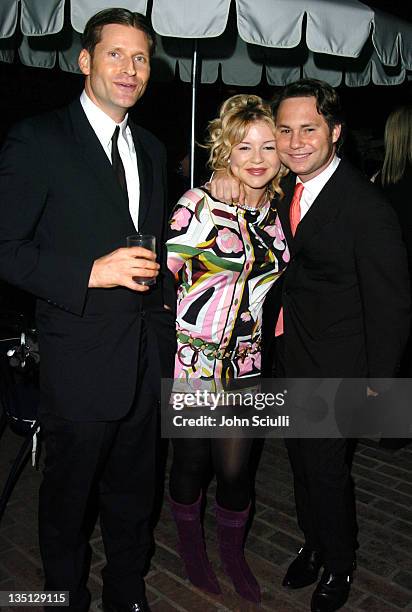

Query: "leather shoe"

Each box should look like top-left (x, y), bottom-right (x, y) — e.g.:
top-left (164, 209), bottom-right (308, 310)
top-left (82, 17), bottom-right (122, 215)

top-left (283, 547), bottom-right (322, 589)
top-left (311, 570), bottom-right (351, 612)
top-left (102, 596), bottom-right (151, 612)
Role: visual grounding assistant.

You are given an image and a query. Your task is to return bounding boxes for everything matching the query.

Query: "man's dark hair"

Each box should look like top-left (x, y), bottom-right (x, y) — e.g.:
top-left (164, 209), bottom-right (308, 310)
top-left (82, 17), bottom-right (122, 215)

top-left (272, 79), bottom-right (345, 148)
top-left (81, 8), bottom-right (156, 57)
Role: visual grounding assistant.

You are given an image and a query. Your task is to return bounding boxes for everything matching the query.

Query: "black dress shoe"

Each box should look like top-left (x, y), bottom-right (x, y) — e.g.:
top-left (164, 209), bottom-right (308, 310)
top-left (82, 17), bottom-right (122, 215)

top-left (311, 570), bottom-right (351, 612)
top-left (282, 547), bottom-right (322, 589)
top-left (102, 596), bottom-right (151, 612)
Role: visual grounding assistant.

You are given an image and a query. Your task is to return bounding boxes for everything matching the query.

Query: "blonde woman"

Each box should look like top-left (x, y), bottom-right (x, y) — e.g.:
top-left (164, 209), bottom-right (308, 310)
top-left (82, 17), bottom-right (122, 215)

top-left (166, 95), bottom-right (289, 603)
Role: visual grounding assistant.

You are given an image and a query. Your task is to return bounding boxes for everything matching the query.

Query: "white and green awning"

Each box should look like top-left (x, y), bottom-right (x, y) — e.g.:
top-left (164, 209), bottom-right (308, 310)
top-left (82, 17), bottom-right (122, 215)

top-left (0, 0), bottom-right (411, 86)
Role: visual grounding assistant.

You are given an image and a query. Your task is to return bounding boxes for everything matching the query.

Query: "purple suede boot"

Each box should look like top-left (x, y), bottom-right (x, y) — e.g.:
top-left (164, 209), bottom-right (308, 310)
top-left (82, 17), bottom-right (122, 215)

top-left (216, 502), bottom-right (261, 603)
top-left (169, 494), bottom-right (221, 594)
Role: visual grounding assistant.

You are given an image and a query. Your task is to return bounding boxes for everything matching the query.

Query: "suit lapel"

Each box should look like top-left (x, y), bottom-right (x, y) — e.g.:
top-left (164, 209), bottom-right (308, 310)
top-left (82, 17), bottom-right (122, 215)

top-left (129, 122), bottom-right (153, 230)
top-left (277, 174), bottom-right (295, 249)
top-left (280, 164), bottom-right (344, 257)
top-left (68, 100), bottom-right (130, 219)
top-left (292, 165), bottom-right (342, 255)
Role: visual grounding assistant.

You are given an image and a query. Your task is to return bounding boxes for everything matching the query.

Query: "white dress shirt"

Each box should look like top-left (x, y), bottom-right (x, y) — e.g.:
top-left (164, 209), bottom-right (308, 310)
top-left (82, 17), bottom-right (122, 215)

top-left (80, 90), bottom-right (140, 230)
top-left (297, 155), bottom-right (341, 220)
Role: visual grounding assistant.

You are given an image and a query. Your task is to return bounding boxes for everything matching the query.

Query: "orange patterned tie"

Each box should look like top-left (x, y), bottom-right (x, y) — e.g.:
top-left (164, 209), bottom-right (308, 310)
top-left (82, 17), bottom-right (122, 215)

top-left (275, 182), bottom-right (304, 337)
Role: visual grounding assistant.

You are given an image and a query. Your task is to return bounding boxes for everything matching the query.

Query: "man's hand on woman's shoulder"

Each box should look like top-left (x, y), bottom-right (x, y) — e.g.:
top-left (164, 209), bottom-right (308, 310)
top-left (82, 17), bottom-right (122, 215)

top-left (209, 170), bottom-right (246, 204)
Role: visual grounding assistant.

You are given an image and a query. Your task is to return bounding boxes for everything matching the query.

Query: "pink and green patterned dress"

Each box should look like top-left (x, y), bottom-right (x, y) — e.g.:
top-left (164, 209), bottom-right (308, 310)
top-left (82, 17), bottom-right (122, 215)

top-left (167, 188), bottom-right (289, 388)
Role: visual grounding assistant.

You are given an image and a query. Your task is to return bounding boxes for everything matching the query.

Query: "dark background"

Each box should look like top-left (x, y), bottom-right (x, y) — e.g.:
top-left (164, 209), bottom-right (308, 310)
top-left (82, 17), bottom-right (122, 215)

top-left (366, 0), bottom-right (411, 21)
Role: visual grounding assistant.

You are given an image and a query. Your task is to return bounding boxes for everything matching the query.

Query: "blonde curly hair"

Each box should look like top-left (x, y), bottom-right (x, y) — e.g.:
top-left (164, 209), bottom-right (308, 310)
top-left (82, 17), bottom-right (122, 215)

top-left (205, 94), bottom-right (288, 199)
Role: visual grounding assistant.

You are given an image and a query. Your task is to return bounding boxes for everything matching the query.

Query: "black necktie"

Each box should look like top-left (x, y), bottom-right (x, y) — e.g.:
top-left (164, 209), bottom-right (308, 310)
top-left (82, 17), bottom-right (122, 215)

top-left (111, 126), bottom-right (128, 197)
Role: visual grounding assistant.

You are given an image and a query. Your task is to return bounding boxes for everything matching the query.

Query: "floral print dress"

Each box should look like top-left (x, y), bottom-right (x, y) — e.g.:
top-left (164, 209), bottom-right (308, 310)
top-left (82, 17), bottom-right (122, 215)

top-left (167, 188), bottom-right (289, 389)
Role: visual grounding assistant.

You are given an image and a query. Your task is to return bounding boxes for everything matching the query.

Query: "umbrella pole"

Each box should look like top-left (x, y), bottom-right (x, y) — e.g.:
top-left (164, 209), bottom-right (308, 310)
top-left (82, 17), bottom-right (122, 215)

top-left (190, 40), bottom-right (199, 189)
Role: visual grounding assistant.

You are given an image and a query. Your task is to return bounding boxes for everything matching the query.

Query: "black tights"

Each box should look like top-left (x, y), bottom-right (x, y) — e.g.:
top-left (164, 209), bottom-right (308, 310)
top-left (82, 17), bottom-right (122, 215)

top-left (169, 437), bottom-right (254, 511)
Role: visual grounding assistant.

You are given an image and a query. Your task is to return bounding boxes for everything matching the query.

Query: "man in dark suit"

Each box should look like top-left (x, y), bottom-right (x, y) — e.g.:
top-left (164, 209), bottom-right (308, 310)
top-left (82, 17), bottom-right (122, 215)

top-left (0, 9), bottom-right (175, 612)
top-left (271, 79), bottom-right (409, 612)
top-left (211, 79), bottom-right (410, 612)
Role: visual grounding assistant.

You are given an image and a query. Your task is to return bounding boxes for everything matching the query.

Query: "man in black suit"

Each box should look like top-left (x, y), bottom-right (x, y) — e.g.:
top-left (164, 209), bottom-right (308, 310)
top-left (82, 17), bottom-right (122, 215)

top-left (211, 79), bottom-right (410, 612)
top-left (271, 79), bottom-right (410, 612)
top-left (0, 9), bottom-right (175, 612)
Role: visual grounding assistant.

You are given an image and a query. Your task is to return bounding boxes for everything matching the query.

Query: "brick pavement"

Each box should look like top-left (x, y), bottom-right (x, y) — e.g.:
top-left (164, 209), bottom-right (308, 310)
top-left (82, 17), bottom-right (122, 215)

top-left (1, 428), bottom-right (412, 611)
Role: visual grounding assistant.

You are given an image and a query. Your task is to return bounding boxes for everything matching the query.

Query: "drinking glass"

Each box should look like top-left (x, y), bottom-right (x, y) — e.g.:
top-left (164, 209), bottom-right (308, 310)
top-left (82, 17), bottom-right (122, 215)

top-left (126, 233), bottom-right (156, 286)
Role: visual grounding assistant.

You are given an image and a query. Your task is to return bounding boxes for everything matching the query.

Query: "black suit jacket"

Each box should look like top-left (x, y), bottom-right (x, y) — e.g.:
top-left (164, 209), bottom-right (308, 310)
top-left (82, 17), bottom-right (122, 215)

top-left (275, 160), bottom-right (410, 382)
top-left (0, 99), bottom-right (176, 420)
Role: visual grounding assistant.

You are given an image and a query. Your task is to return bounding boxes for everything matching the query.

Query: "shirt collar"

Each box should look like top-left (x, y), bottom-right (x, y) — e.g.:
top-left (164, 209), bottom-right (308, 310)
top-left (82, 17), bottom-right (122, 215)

top-left (80, 90), bottom-right (129, 150)
top-left (296, 155), bottom-right (340, 200)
